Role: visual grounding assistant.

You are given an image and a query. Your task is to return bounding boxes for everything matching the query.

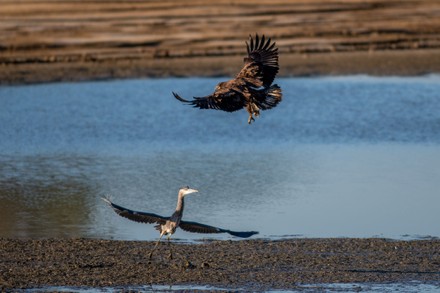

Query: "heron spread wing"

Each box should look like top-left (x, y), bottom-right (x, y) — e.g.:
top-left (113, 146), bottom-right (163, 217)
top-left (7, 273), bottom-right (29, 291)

top-left (173, 91), bottom-right (244, 112)
top-left (237, 34), bottom-right (279, 87)
top-left (102, 197), bottom-right (168, 225)
top-left (179, 220), bottom-right (258, 238)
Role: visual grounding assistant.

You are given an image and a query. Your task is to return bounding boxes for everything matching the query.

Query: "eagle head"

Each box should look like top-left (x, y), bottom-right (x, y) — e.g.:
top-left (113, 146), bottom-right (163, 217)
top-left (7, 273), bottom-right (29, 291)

top-left (215, 82), bottom-right (227, 91)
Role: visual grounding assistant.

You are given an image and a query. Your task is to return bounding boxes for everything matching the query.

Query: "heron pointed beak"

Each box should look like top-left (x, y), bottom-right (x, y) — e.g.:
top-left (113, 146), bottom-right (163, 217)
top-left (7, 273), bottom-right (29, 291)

top-left (188, 188), bottom-right (199, 194)
top-left (182, 188), bottom-right (199, 196)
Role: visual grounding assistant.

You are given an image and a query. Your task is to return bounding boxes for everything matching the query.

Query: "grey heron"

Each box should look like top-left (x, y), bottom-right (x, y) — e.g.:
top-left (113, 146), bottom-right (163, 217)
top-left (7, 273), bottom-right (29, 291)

top-left (102, 186), bottom-right (258, 259)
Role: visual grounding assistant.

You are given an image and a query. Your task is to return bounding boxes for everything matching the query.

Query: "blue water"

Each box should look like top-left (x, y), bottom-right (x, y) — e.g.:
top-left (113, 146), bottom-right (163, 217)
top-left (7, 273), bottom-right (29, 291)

top-left (0, 76), bottom-right (439, 240)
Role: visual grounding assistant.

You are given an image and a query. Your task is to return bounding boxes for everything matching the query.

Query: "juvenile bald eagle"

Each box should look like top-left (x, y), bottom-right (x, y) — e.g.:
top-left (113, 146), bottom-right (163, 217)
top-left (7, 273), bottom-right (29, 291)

top-left (173, 34), bottom-right (282, 124)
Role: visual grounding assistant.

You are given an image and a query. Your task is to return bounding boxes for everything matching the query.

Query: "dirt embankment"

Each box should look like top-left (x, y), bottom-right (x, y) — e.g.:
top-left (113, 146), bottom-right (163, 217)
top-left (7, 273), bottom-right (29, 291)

top-left (1, 238), bottom-right (440, 290)
top-left (1, 0), bottom-right (440, 84)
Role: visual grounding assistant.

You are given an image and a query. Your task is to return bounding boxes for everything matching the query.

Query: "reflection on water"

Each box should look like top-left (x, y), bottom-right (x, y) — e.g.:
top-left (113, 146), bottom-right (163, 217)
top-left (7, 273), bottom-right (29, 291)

top-left (25, 281), bottom-right (440, 293)
top-left (0, 76), bottom-right (439, 240)
top-left (0, 155), bottom-right (97, 238)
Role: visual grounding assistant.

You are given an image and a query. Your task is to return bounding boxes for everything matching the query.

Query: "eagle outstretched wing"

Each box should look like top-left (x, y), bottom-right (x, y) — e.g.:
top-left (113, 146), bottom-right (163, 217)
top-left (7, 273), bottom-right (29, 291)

top-left (102, 197), bottom-right (168, 225)
top-left (172, 91), bottom-right (244, 112)
top-left (238, 34), bottom-right (279, 87)
top-left (179, 220), bottom-right (258, 238)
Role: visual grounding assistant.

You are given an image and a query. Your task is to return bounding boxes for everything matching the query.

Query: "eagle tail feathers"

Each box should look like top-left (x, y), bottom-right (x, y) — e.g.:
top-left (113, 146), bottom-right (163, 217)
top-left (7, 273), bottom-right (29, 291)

top-left (256, 84), bottom-right (282, 110)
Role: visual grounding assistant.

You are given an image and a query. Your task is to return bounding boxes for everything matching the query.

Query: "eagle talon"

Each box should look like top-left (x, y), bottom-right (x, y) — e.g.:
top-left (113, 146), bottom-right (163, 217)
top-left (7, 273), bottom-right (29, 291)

top-left (248, 116), bottom-right (255, 124)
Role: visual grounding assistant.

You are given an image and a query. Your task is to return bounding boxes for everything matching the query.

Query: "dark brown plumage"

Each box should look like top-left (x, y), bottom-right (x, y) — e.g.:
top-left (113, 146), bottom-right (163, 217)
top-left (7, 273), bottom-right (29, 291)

top-left (173, 34), bottom-right (282, 124)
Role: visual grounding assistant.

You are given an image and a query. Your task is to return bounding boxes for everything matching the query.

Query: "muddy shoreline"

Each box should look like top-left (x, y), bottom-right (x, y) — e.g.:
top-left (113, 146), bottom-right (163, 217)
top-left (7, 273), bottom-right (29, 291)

top-left (1, 0), bottom-right (440, 84)
top-left (2, 50), bottom-right (440, 85)
top-left (1, 238), bottom-right (439, 290)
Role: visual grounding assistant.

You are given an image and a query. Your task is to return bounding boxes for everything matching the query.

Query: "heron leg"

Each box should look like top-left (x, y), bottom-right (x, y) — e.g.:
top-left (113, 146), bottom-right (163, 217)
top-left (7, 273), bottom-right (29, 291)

top-left (149, 232), bottom-right (165, 259)
top-left (167, 236), bottom-right (173, 260)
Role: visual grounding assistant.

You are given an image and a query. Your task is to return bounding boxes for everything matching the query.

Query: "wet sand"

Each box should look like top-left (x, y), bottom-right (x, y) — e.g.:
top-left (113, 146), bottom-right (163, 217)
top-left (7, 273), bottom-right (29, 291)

top-left (1, 0), bottom-right (440, 84)
top-left (1, 238), bottom-right (440, 290)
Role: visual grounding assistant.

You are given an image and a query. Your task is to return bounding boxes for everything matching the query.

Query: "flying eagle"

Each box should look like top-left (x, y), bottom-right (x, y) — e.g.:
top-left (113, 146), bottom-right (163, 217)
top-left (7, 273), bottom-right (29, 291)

top-left (173, 34), bottom-right (282, 124)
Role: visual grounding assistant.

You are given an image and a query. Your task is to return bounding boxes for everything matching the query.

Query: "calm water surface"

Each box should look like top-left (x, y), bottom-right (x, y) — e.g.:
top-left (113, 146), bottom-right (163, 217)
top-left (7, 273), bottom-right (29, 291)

top-left (1, 76), bottom-right (439, 240)
top-left (26, 281), bottom-right (440, 292)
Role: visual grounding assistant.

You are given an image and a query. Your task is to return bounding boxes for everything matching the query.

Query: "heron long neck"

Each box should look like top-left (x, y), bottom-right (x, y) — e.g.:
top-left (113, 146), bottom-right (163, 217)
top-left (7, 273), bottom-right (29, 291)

top-left (175, 194), bottom-right (184, 214)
